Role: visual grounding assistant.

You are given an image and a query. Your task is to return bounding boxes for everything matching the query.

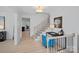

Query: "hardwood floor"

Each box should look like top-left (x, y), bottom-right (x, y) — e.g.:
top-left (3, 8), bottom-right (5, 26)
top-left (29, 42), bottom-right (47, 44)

top-left (0, 31), bottom-right (73, 53)
top-left (0, 31), bottom-right (47, 53)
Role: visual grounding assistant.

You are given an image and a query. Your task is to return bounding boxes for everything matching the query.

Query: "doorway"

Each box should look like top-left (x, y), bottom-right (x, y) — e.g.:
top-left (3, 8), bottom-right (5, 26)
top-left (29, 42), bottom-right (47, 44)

top-left (22, 17), bottom-right (30, 40)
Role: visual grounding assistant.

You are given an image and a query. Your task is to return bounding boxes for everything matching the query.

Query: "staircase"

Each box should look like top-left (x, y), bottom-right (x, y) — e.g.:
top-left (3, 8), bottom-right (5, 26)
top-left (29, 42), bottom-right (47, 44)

top-left (32, 19), bottom-right (50, 40)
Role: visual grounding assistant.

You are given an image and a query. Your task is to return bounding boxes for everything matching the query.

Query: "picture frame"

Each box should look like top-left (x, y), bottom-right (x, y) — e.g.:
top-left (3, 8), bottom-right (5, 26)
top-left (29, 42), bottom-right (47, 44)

top-left (0, 16), bottom-right (5, 30)
top-left (54, 16), bottom-right (62, 28)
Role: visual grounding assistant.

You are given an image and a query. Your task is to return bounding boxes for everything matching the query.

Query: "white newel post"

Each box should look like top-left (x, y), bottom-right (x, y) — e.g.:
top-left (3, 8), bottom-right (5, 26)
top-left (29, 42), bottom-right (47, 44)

top-left (73, 33), bottom-right (78, 53)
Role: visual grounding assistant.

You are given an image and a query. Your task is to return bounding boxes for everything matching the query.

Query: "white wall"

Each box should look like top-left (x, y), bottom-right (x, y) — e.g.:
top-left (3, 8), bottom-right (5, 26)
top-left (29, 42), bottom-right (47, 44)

top-left (0, 12), bottom-right (17, 40)
top-left (49, 6), bottom-right (79, 33)
top-left (14, 14), bottom-right (22, 45)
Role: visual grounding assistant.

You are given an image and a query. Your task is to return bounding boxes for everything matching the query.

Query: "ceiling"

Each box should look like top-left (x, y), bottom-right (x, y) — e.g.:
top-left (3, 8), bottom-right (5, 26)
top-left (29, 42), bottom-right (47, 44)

top-left (0, 6), bottom-right (52, 14)
top-left (0, 6), bottom-right (79, 15)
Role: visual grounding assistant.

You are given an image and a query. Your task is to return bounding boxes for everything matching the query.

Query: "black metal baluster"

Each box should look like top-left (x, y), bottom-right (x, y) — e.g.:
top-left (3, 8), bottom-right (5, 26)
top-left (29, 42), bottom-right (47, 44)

top-left (65, 37), bottom-right (67, 49)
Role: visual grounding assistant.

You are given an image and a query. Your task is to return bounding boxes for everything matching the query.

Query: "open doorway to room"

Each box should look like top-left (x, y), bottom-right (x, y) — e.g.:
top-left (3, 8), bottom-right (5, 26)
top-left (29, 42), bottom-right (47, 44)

top-left (22, 17), bottom-right (30, 40)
